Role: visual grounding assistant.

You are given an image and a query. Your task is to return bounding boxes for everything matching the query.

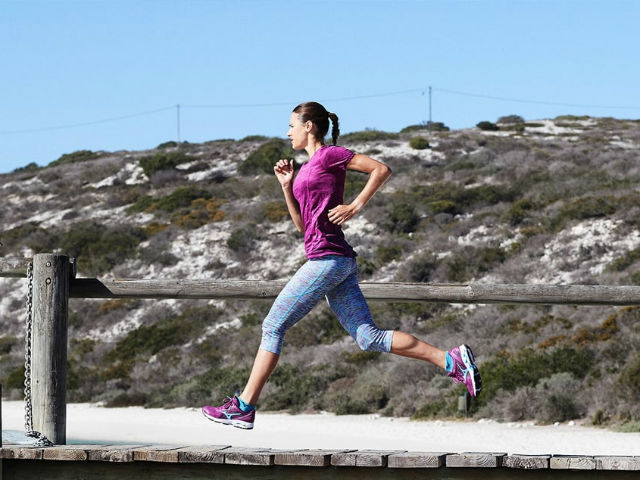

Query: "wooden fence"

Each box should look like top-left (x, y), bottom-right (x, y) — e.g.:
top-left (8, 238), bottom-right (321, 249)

top-left (2, 253), bottom-right (640, 477)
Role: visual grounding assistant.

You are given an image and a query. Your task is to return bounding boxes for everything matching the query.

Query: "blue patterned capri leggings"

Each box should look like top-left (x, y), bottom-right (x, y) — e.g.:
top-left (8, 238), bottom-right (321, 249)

top-left (260, 255), bottom-right (394, 355)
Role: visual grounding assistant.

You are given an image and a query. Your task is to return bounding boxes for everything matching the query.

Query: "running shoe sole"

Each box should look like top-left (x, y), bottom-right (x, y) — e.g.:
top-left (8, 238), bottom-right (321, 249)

top-left (459, 344), bottom-right (482, 397)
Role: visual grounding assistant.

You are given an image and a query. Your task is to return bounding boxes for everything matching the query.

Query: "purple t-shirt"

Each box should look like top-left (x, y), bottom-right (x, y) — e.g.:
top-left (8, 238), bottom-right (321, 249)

top-left (293, 145), bottom-right (357, 259)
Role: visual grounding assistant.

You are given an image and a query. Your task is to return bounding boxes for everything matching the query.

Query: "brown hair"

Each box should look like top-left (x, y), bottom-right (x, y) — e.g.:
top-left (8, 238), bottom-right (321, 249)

top-left (292, 101), bottom-right (340, 145)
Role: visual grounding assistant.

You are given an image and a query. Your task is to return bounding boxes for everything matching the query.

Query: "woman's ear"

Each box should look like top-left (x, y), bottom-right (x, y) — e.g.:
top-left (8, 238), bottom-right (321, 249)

top-left (305, 120), bottom-right (313, 132)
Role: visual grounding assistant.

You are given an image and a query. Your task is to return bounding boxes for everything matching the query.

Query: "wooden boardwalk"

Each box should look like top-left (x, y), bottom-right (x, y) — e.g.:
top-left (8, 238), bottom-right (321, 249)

top-left (3, 443), bottom-right (640, 479)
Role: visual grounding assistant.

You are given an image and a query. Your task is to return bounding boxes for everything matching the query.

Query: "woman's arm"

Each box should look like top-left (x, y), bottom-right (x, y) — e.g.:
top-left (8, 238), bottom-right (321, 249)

top-left (274, 159), bottom-right (304, 232)
top-left (327, 153), bottom-right (392, 226)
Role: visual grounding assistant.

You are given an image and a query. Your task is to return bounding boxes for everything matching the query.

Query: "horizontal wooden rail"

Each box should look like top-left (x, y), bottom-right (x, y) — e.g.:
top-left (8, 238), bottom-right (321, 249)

top-left (0, 257), bottom-right (31, 277)
top-left (5, 258), bottom-right (640, 305)
top-left (70, 278), bottom-right (640, 305)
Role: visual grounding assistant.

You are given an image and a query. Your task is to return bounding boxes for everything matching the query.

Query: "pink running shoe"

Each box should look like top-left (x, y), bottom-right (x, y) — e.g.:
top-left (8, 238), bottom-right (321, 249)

top-left (447, 344), bottom-right (482, 397)
top-left (202, 396), bottom-right (255, 430)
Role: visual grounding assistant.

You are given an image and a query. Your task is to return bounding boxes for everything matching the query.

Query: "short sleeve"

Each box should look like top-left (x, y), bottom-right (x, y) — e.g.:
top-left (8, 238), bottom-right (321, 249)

top-left (320, 146), bottom-right (355, 170)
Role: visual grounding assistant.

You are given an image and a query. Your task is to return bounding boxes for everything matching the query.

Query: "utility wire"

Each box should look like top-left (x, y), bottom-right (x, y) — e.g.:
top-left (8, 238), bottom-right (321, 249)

top-left (0, 105), bottom-right (176, 135)
top-left (182, 88), bottom-right (424, 109)
top-left (432, 87), bottom-right (640, 110)
top-left (2, 87), bottom-right (639, 136)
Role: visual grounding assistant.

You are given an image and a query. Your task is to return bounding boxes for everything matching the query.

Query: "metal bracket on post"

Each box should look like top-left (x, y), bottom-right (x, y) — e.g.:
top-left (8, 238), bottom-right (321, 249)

top-left (30, 254), bottom-right (71, 445)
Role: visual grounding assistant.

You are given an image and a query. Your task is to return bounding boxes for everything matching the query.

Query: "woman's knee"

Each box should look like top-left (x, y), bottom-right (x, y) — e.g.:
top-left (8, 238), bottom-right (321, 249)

top-left (355, 326), bottom-right (392, 352)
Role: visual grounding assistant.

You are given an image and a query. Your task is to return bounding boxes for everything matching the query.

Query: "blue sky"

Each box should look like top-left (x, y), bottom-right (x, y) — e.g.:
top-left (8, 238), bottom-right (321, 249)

top-left (1, 0), bottom-right (639, 173)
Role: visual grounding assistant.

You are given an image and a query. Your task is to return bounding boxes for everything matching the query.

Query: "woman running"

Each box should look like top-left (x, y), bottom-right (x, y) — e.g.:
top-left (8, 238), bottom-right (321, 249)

top-left (202, 101), bottom-right (481, 429)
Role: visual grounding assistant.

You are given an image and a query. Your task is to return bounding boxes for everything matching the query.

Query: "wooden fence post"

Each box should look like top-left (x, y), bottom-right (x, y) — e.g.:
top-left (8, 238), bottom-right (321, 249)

top-left (31, 254), bottom-right (71, 445)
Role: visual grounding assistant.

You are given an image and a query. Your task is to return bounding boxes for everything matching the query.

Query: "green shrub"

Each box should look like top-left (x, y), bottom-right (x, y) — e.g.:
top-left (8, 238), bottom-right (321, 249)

top-left (105, 392), bottom-right (148, 407)
top-left (409, 136), bottom-right (430, 150)
top-left (476, 121), bottom-right (499, 131)
top-left (60, 221), bottom-right (147, 275)
top-left (171, 197), bottom-right (225, 229)
top-left (4, 364), bottom-right (25, 390)
top-left (263, 201), bottom-right (289, 222)
top-left (0, 336), bottom-right (18, 355)
top-left (240, 135), bottom-right (269, 142)
top-left (400, 124), bottom-right (429, 133)
top-left (156, 140), bottom-right (178, 149)
top-left (12, 162), bottom-right (40, 173)
top-left (48, 150), bottom-right (100, 167)
top-left (227, 225), bottom-right (258, 252)
top-left (425, 121), bottom-right (450, 132)
top-left (616, 353), bottom-right (640, 402)
top-left (539, 393), bottom-right (583, 423)
top-left (505, 198), bottom-right (535, 226)
top-left (376, 245), bottom-right (403, 265)
top-left (239, 139), bottom-right (294, 175)
top-left (388, 203), bottom-right (420, 233)
top-left (427, 200), bottom-right (460, 215)
top-left (608, 247), bottom-right (640, 272)
top-left (0, 223), bottom-right (60, 254)
top-left (477, 347), bottom-right (595, 405)
top-left (412, 400), bottom-right (449, 420)
top-left (497, 115), bottom-right (525, 125)
top-left (340, 129), bottom-right (399, 142)
top-left (139, 151), bottom-right (191, 177)
top-left (550, 195), bottom-right (617, 230)
top-left (407, 253), bottom-right (438, 282)
top-left (155, 186), bottom-right (211, 212)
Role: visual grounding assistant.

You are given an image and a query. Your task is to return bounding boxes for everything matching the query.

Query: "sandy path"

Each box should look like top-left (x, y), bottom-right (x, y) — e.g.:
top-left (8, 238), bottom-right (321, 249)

top-left (2, 402), bottom-right (640, 456)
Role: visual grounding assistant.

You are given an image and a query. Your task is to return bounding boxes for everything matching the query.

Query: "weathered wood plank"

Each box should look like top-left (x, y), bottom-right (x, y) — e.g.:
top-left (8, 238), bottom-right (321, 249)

top-left (69, 278), bottom-right (640, 305)
top-left (275, 449), bottom-right (346, 467)
top-left (504, 454), bottom-right (550, 469)
top-left (223, 447), bottom-right (276, 466)
top-left (0, 446), bottom-right (44, 460)
top-left (175, 445), bottom-right (230, 463)
top-left (387, 452), bottom-right (448, 468)
top-left (595, 456), bottom-right (640, 471)
top-left (0, 257), bottom-right (31, 277)
top-left (331, 449), bottom-right (402, 467)
top-left (42, 444), bottom-right (90, 461)
top-left (446, 452), bottom-right (505, 468)
top-left (85, 444), bottom-right (152, 462)
top-left (132, 445), bottom-right (190, 462)
top-left (550, 455), bottom-right (596, 470)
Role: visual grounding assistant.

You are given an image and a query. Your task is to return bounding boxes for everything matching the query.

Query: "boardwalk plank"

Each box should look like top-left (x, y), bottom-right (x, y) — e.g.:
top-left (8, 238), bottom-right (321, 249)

top-left (132, 445), bottom-right (189, 462)
top-left (595, 456), bottom-right (640, 471)
top-left (446, 452), bottom-right (505, 468)
top-left (504, 454), bottom-right (550, 469)
top-left (86, 444), bottom-right (152, 462)
top-left (550, 455), bottom-right (596, 470)
top-left (175, 445), bottom-right (231, 464)
top-left (0, 446), bottom-right (44, 460)
top-left (275, 449), bottom-right (347, 467)
top-left (387, 452), bottom-right (448, 468)
top-left (223, 447), bottom-right (276, 466)
top-left (42, 445), bottom-right (90, 461)
top-left (331, 449), bottom-right (402, 467)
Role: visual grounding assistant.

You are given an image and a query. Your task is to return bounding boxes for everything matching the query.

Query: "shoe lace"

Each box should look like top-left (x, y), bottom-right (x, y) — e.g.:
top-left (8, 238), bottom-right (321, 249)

top-left (221, 396), bottom-right (235, 409)
top-left (452, 364), bottom-right (470, 384)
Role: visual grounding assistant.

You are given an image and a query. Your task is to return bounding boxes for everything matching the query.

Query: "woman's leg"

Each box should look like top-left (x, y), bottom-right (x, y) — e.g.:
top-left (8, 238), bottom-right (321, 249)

top-left (239, 348), bottom-right (279, 405)
top-left (241, 257), bottom-right (354, 405)
top-left (390, 331), bottom-right (446, 368)
top-left (327, 258), bottom-right (480, 396)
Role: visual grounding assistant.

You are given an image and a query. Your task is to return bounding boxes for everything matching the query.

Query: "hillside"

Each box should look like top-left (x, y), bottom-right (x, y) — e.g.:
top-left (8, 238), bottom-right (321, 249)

top-left (2, 115), bottom-right (640, 429)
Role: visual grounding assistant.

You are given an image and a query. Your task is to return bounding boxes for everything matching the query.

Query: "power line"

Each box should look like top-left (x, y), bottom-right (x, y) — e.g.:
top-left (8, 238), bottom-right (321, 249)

top-left (2, 87), bottom-right (639, 137)
top-left (0, 106), bottom-right (176, 135)
top-left (432, 87), bottom-right (640, 110)
top-left (181, 88), bottom-right (424, 109)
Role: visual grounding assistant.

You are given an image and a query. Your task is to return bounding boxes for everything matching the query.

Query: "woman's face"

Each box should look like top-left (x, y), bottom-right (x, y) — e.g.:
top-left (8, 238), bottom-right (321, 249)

top-left (287, 113), bottom-right (309, 150)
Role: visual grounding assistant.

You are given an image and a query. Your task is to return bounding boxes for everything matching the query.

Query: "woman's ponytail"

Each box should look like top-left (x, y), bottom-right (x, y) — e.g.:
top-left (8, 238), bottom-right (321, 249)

top-left (327, 112), bottom-right (340, 145)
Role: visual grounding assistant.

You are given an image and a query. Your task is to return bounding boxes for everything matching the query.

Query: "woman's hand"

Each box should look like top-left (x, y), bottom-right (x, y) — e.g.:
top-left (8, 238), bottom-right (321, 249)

top-left (274, 159), bottom-right (295, 189)
top-left (328, 202), bottom-right (361, 226)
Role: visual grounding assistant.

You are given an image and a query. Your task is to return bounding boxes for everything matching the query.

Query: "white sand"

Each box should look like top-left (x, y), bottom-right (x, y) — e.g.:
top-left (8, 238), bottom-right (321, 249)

top-left (2, 402), bottom-right (640, 455)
